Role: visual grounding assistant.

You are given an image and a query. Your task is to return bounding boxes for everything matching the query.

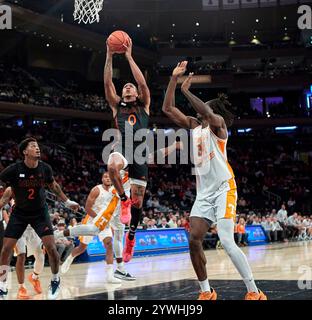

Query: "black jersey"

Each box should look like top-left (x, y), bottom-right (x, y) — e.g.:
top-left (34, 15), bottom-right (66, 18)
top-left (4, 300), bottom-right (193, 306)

top-left (0, 161), bottom-right (54, 213)
top-left (114, 98), bottom-right (149, 145)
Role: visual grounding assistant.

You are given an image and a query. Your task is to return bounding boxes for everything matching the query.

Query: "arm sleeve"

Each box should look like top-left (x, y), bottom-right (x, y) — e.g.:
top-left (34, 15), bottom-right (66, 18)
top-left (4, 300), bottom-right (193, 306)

top-left (0, 164), bottom-right (16, 185)
top-left (44, 163), bottom-right (54, 184)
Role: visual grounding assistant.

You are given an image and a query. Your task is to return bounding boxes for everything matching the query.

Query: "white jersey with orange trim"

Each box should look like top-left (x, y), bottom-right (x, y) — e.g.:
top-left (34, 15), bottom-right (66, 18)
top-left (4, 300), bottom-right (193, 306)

top-left (192, 124), bottom-right (236, 198)
top-left (79, 170), bottom-right (130, 244)
top-left (190, 125), bottom-right (237, 223)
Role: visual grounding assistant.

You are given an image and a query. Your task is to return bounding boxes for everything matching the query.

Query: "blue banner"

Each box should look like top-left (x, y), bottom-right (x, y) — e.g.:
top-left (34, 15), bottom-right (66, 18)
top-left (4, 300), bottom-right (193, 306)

top-left (84, 228), bottom-right (190, 260)
top-left (245, 225), bottom-right (268, 246)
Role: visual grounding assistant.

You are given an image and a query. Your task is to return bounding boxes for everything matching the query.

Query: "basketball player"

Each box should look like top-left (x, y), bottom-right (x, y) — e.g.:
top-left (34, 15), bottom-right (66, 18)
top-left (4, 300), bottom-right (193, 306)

top-left (162, 61), bottom-right (267, 300)
top-left (56, 143), bottom-right (183, 269)
top-left (0, 138), bottom-right (79, 300)
top-left (0, 187), bottom-right (44, 299)
top-left (104, 38), bottom-right (151, 262)
top-left (60, 172), bottom-right (135, 282)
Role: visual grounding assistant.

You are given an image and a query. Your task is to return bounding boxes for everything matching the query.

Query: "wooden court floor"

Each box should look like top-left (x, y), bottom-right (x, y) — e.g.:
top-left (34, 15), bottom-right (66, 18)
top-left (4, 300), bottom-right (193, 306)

top-left (4, 240), bottom-right (312, 300)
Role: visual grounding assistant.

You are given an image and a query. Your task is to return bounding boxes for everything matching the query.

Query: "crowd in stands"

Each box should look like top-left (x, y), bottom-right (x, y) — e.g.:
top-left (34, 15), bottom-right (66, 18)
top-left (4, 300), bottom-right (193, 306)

top-left (0, 117), bottom-right (311, 252)
top-left (0, 63), bottom-right (108, 112)
top-left (0, 63), bottom-right (309, 119)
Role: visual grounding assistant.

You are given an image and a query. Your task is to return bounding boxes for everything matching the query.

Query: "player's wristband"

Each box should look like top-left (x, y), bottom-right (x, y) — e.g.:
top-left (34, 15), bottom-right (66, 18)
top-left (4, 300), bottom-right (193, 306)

top-left (119, 193), bottom-right (127, 202)
top-left (64, 199), bottom-right (79, 208)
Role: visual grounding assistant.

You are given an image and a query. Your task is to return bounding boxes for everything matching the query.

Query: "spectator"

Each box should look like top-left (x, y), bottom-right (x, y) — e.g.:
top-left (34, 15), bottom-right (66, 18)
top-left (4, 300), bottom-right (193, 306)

top-left (252, 216), bottom-right (261, 225)
top-left (168, 214), bottom-right (178, 228)
top-left (181, 217), bottom-right (190, 232)
top-left (236, 218), bottom-right (248, 246)
top-left (68, 217), bottom-right (78, 229)
top-left (55, 223), bottom-right (74, 263)
top-left (262, 217), bottom-right (273, 243)
top-left (147, 219), bottom-right (157, 229)
top-left (141, 217), bottom-right (150, 230)
top-left (271, 217), bottom-right (286, 242)
top-left (157, 218), bottom-right (170, 229)
top-left (277, 204), bottom-right (288, 239)
top-left (287, 212), bottom-right (301, 240)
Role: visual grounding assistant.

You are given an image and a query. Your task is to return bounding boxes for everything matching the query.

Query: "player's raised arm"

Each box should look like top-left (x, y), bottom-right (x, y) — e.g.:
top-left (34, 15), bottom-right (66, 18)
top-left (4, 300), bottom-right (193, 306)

top-left (181, 73), bottom-right (224, 128)
top-left (104, 44), bottom-right (120, 116)
top-left (84, 186), bottom-right (100, 218)
top-left (124, 39), bottom-right (151, 111)
top-left (162, 61), bottom-right (198, 129)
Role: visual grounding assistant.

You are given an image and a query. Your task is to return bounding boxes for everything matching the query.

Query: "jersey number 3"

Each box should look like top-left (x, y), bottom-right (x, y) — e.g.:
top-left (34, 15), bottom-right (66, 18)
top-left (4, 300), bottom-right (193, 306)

top-left (28, 188), bottom-right (35, 200)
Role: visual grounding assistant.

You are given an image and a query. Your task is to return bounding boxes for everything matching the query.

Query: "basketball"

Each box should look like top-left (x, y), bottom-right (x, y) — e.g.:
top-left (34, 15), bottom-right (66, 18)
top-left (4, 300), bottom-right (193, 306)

top-left (107, 30), bottom-right (131, 53)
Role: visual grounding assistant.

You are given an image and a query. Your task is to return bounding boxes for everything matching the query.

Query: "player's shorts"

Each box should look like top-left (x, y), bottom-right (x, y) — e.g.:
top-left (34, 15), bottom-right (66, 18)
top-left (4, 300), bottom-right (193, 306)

top-left (15, 225), bottom-right (42, 257)
top-left (80, 220), bottom-right (113, 245)
top-left (109, 150), bottom-right (148, 188)
top-left (190, 180), bottom-right (237, 224)
top-left (5, 205), bottom-right (54, 239)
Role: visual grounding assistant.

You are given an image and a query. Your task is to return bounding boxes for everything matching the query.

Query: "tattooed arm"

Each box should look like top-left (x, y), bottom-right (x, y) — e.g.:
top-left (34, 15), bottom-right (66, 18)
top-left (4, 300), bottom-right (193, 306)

top-left (0, 187), bottom-right (12, 209)
top-left (48, 180), bottom-right (79, 211)
top-left (48, 180), bottom-right (68, 202)
top-left (104, 44), bottom-right (120, 117)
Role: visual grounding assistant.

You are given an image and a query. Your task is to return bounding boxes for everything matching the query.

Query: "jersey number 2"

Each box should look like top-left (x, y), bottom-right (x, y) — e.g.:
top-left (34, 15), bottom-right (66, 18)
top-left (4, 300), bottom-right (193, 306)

top-left (28, 188), bottom-right (35, 200)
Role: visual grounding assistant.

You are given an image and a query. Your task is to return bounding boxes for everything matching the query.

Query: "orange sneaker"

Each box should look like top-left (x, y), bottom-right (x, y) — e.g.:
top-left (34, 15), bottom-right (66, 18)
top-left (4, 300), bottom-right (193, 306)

top-left (198, 289), bottom-right (217, 300)
top-left (28, 273), bottom-right (42, 294)
top-left (120, 198), bottom-right (132, 225)
top-left (17, 286), bottom-right (30, 300)
top-left (245, 290), bottom-right (267, 300)
top-left (123, 232), bottom-right (135, 263)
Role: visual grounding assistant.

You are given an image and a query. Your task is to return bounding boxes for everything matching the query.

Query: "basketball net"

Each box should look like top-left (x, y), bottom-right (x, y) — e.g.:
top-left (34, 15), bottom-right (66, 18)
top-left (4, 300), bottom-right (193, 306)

top-left (73, 0), bottom-right (104, 24)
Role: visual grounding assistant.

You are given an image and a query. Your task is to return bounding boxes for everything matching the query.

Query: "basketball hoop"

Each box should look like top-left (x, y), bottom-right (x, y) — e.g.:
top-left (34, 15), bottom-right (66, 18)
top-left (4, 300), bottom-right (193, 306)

top-left (73, 0), bottom-right (104, 24)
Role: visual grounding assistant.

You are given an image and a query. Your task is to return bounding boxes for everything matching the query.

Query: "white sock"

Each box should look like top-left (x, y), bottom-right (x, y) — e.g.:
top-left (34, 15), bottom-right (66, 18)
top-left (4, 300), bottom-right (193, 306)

top-left (52, 273), bottom-right (60, 282)
top-left (117, 262), bottom-right (125, 273)
top-left (199, 279), bottom-right (211, 293)
top-left (107, 264), bottom-right (114, 278)
top-left (32, 273), bottom-right (39, 280)
top-left (19, 283), bottom-right (25, 289)
top-left (69, 225), bottom-right (100, 237)
top-left (217, 219), bottom-right (258, 293)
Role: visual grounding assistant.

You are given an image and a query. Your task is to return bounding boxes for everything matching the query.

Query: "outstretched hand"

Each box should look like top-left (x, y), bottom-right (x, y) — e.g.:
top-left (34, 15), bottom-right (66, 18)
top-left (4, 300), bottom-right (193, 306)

top-left (124, 38), bottom-right (133, 59)
top-left (181, 72), bottom-right (194, 92)
top-left (106, 42), bottom-right (115, 56)
top-left (172, 61), bottom-right (188, 78)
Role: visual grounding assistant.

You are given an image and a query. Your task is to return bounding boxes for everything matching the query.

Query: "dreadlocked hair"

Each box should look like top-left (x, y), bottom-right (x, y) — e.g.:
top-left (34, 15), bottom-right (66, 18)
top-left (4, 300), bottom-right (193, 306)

top-left (207, 93), bottom-right (235, 127)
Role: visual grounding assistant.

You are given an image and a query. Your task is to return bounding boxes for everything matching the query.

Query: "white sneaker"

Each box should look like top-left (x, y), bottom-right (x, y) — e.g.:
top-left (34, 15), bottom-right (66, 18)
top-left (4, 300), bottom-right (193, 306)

top-left (48, 279), bottom-right (61, 300)
top-left (114, 269), bottom-right (136, 281)
top-left (107, 276), bottom-right (122, 284)
top-left (61, 255), bottom-right (74, 274)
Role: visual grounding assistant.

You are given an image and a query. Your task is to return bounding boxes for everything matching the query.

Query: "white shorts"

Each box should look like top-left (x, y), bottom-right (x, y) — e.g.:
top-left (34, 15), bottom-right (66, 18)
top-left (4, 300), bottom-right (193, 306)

top-left (80, 224), bottom-right (113, 245)
top-left (190, 187), bottom-right (237, 224)
top-left (108, 152), bottom-right (128, 170)
top-left (15, 225), bottom-right (42, 257)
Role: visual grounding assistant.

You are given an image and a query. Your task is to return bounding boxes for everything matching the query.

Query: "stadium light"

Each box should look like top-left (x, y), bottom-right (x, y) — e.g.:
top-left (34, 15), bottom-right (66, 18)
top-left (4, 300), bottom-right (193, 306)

top-left (275, 126), bottom-right (297, 131)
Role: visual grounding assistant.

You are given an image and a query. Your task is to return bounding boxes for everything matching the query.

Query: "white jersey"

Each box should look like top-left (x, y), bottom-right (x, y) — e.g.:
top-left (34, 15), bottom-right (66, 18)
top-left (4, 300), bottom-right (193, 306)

top-left (92, 170), bottom-right (130, 217)
top-left (192, 125), bottom-right (236, 199)
top-left (92, 185), bottom-right (114, 216)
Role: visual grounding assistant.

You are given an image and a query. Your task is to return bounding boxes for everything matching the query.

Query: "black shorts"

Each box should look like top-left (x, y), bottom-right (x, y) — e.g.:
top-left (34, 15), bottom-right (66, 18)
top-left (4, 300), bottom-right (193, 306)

top-left (111, 145), bottom-right (148, 182)
top-left (5, 205), bottom-right (54, 239)
top-left (128, 162), bottom-right (148, 182)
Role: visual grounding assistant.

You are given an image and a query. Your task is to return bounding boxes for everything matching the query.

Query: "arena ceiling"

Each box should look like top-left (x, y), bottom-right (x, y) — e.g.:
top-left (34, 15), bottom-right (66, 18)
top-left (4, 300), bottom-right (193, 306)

top-left (6, 0), bottom-right (304, 46)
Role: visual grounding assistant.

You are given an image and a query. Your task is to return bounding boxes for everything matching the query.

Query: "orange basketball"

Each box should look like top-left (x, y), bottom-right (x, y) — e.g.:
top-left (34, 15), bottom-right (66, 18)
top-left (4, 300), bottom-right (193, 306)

top-left (107, 30), bottom-right (131, 53)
